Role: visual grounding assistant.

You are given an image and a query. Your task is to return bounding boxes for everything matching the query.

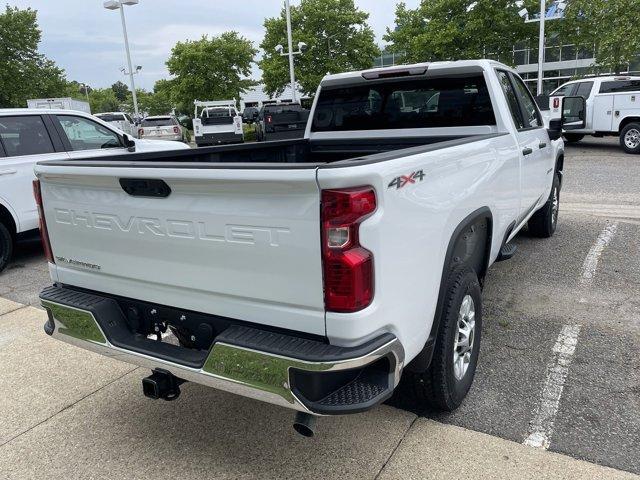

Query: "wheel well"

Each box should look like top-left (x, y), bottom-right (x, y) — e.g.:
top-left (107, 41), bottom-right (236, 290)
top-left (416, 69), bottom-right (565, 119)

top-left (0, 204), bottom-right (17, 238)
top-left (406, 207), bottom-right (493, 373)
top-left (619, 117), bottom-right (640, 133)
top-left (556, 154), bottom-right (564, 174)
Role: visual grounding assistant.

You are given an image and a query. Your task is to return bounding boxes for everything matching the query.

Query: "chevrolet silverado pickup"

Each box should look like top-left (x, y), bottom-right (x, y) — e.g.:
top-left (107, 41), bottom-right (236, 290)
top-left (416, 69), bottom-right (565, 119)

top-left (35, 61), bottom-right (578, 437)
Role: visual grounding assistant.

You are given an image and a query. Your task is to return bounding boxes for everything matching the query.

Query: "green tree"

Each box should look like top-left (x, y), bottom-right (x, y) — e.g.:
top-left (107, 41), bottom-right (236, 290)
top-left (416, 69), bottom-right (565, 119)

top-left (87, 88), bottom-right (120, 113)
top-left (385, 0), bottom-right (535, 65)
top-left (259, 0), bottom-right (379, 98)
top-left (0, 6), bottom-right (67, 107)
top-left (130, 81), bottom-right (175, 116)
top-left (561, 0), bottom-right (640, 74)
top-left (111, 81), bottom-right (130, 102)
top-left (166, 32), bottom-right (257, 109)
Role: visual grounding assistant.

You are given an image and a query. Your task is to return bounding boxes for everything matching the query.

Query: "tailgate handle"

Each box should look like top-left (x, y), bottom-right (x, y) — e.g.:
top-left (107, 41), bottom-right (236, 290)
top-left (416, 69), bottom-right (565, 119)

top-left (119, 178), bottom-right (171, 198)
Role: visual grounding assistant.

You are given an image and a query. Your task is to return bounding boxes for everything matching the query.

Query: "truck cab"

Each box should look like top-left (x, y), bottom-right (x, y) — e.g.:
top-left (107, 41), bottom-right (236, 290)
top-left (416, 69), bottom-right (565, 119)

top-left (548, 76), bottom-right (640, 153)
top-left (193, 101), bottom-right (244, 147)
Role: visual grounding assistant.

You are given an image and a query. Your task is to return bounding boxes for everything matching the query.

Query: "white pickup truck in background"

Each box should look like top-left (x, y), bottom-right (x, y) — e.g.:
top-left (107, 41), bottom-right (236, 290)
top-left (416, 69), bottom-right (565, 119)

top-left (192, 100), bottom-right (244, 146)
top-left (547, 75), bottom-right (640, 153)
top-left (35, 60), bottom-right (577, 437)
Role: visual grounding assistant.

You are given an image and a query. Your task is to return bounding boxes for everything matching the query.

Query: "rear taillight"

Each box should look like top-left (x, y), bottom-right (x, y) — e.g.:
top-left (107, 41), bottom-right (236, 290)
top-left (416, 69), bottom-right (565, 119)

top-left (321, 187), bottom-right (376, 313)
top-left (173, 126), bottom-right (180, 134)
top-left (32, 179), bottom-right (54, 264)
top-left (138, 128), bottom-right (144, 136)
top-left (266, 115), bottom-right (273, 124)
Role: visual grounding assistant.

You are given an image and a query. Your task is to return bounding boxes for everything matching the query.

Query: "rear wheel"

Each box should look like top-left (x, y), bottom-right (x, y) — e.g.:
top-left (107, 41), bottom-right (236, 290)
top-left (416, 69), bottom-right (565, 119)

top-left (620, 123), bottom-right (640, 154)
top-left (528, 173), bottom-right (560, 238)
top-left (401, 266), bottom-right (482, 411)
top-left (563, 133), bottom-right (584, 143)
top-left (0, 222), bottom-right (13, 273)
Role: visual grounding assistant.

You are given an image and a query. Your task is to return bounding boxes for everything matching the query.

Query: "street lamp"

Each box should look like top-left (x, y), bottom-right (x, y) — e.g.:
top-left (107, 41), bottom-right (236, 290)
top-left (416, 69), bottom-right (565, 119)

top-left (79, 83), bottom-right (90, 103)
top-left (517, 0), bottom-right (567, 95)
top-left (104, 0), bottom-right (140, 117)
top-left (275, 0), bottom-right (307, 103)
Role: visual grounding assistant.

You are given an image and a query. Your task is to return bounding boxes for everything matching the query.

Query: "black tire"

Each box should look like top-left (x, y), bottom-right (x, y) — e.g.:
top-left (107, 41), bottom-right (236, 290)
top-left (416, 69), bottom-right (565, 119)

top-left (0, 222), bottom-right (13, 273)
top-left (402, 266), bottom-right (483, 411)
top-left (563, 133), bottom-right (584, 143)
top-left (620, 123), bottom-right (640, 154)
top-left (528, 173), bottom-right (560, 238)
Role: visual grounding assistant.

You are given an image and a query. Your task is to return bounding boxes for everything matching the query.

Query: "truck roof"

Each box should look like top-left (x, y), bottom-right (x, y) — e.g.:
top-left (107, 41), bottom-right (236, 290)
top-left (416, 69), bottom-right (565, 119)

top-left (321, 59), bottom-right (512, 84)
top-left (0, 108), bottom-right (95, 116)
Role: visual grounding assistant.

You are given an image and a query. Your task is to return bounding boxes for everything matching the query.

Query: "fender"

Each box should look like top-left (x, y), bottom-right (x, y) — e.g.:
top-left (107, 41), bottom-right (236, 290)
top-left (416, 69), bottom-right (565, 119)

top-left (407, 207), bottom-right (493, 373)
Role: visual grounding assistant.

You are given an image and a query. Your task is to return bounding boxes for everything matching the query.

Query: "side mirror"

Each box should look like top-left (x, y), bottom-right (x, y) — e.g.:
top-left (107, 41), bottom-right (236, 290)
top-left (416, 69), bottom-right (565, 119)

top-left (122, 133), bottom-right (136, 152)
top-left (562, 96), bottom-right (586, 130)
top-left (548, 118), bottom-right (562, 141)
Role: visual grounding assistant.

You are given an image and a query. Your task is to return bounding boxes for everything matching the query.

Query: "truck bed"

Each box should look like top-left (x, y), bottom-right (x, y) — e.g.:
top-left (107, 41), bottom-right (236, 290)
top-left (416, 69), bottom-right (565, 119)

top-left (38, 134), bottom-right (500, 168)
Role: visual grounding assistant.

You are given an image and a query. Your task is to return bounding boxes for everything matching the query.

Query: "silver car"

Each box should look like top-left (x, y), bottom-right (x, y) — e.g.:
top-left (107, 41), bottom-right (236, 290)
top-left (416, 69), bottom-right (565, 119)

top-left (138, 115), bottom-right (185, 142)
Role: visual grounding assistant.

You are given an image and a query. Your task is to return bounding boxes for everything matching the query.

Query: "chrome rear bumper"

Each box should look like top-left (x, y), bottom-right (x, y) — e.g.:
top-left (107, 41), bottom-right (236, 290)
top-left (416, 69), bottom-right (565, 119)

top-left (41, 287), bottom-right (404, 415)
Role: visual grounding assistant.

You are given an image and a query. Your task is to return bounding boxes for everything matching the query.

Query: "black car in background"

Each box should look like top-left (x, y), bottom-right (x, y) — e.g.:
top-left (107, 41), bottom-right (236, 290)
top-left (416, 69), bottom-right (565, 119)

top-left (255, 103), bottom-right (310, 141)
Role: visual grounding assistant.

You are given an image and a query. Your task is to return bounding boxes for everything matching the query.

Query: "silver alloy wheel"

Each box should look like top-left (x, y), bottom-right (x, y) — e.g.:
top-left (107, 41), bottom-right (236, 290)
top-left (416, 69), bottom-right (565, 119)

top-left (453, 294), bottom-right (476, 381)
top-left (624, 128), bottom-right (640, 150)
top-left (551, 186), bottom-right (559, 225)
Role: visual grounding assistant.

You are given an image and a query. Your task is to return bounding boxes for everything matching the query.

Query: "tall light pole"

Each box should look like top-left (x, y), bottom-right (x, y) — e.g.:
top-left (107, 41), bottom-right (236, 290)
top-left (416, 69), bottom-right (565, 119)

top-left (104, 0), bottom-right (140, 117)
top-left (275, 0), bottom-right (307, 103)
top-left (80, 83), bottom-right (90, 103)
top-left (517, 0), bottom-right (566, 95)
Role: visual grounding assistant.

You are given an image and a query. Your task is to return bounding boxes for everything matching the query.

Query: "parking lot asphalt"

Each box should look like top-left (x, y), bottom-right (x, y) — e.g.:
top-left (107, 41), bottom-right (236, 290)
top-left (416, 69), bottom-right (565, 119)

top-left (0, 137), bottom-right (638, 478)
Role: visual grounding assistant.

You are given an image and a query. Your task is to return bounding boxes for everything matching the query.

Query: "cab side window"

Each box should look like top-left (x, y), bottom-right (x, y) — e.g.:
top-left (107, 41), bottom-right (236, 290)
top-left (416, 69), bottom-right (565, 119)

top-left (0, 116), bottom-right (55, 157)
top-left (575, 81), bottom-right (594, 98)
top-left (510, 73), bottom-right (543, 128)
top-left (496, 70), bottom-right (525, 130)
top-left (56, 115), bottom-right (122, 151)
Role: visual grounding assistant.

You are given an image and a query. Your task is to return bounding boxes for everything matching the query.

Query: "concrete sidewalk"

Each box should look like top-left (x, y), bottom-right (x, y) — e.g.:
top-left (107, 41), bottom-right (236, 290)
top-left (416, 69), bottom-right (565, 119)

top-left (0, 299), bottom-right (637, 480)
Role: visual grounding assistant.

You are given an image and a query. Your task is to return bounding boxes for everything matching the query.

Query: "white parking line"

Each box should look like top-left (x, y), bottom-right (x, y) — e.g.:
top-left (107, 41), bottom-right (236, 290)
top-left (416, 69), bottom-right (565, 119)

top-left (524, 324), bottom-right (582, 450)
top-left (581, 222), bottom-right (619, 285)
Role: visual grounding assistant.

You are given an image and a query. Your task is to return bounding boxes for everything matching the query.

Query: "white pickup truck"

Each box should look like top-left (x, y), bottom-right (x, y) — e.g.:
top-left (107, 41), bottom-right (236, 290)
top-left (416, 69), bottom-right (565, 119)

top-left (547, 75), bottom-right (640, 153)
top-left (35, 61), bottom-right (576, 437)
top-left (192, 100), bottom-right (244, 146)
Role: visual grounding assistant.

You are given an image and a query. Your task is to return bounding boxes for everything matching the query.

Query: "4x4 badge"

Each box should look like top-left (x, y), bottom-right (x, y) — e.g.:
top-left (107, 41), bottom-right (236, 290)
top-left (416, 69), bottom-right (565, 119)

top-left (388, 170), bottom-right (425, 189)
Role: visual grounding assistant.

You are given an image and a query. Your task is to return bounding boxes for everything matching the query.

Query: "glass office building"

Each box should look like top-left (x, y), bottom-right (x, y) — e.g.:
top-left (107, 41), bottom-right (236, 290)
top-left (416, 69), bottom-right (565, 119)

top-left (374, 45), bottom-right (640, 94)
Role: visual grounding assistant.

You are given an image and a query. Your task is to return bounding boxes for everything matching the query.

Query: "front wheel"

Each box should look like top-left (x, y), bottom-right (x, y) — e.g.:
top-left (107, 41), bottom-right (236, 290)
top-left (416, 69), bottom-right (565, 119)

top-left (401, 266), bottom-right (482, 411)
top-left (0, 222), bottom-right (13, 273)
top-left (620, 123), bottom-right (640, 154)
top-left (528, 173), bottom-right (560, 238)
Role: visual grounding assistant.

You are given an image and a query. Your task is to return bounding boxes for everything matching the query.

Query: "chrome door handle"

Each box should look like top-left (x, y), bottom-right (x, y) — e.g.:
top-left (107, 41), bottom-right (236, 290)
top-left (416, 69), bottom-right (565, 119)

top-left (522, 148), bottom-right (533, 156)
top-left (539, 142), bottom-right (547, 149)
top-left (0, 169), bottom-right (17, 176)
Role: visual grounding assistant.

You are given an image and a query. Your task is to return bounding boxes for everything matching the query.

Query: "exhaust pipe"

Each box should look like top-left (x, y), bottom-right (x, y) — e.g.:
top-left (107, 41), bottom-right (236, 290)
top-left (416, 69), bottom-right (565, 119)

top-left (142, 369), bottom-right (184, 401)
top-left (293, 412), bottom-right (317, 438)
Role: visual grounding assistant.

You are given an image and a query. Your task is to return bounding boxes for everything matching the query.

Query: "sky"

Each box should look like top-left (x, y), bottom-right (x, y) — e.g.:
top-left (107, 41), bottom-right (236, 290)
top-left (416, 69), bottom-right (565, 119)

top-left (8, 0), bottom-right (420, 91)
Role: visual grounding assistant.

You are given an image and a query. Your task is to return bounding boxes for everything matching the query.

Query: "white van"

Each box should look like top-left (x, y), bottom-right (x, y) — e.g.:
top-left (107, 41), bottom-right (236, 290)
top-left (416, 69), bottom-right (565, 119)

top-left (192, 100), bottom-right (244, 147)
top-left (548, 76), bottom-right (640, 153)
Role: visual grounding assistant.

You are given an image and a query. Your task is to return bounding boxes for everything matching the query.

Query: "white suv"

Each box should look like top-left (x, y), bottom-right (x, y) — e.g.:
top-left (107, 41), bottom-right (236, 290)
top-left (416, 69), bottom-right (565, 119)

top-left (0, 108), bottom-right (190, 272)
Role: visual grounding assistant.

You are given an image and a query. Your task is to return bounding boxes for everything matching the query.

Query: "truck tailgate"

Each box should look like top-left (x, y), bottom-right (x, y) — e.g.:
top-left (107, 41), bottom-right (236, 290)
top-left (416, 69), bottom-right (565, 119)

top-left (37, 164), bottom-right (325, 335)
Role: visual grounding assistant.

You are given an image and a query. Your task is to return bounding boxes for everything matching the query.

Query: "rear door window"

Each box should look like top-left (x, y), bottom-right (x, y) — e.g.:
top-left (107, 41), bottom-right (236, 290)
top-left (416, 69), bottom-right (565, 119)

top-left (0, 115), bottom-right (55, 156)
top-left (311, 74), bottom-right (496, 131)
top-left (509, 73), bottom-right (543, 128)
top-left (496, 71), bottom-right (525, 130)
